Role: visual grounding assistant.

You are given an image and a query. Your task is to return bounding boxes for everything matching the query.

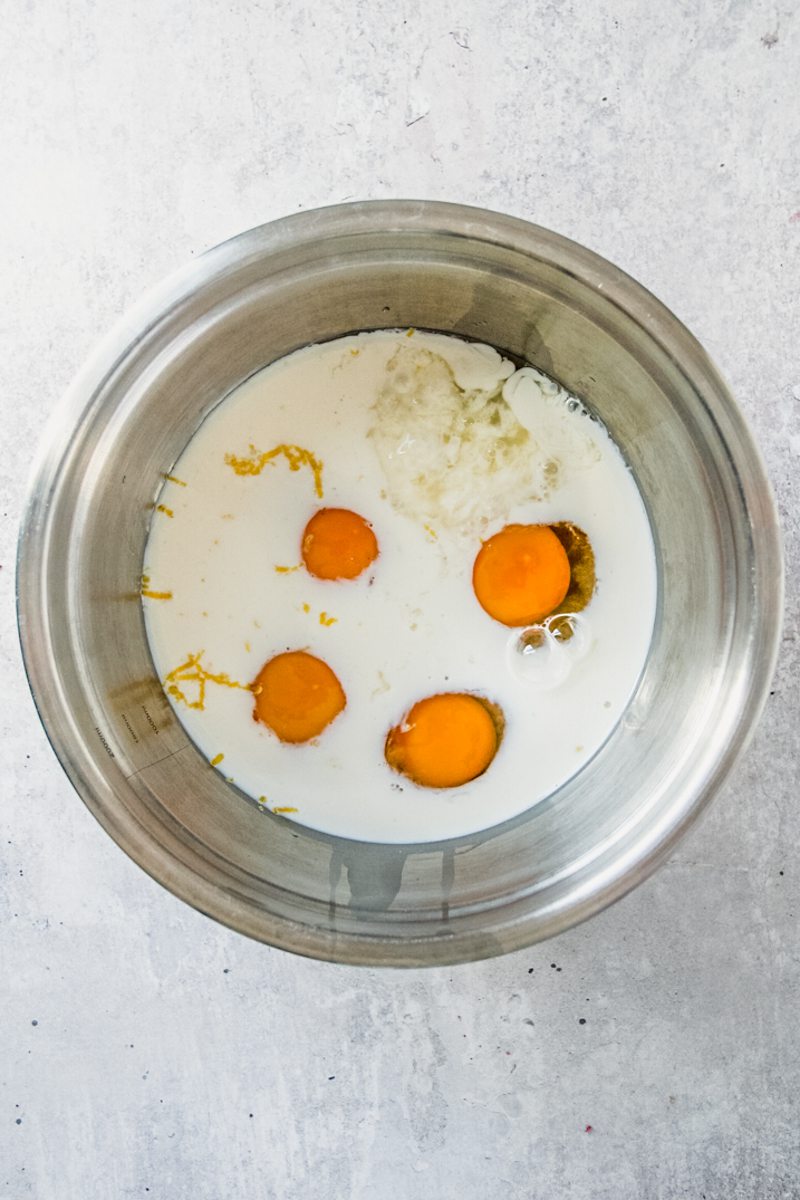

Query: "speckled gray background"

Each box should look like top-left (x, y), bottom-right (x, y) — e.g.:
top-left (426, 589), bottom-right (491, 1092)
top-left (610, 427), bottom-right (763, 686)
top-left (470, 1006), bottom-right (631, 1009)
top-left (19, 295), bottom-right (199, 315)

top-left (2, 2), bottom-right (799, 1197)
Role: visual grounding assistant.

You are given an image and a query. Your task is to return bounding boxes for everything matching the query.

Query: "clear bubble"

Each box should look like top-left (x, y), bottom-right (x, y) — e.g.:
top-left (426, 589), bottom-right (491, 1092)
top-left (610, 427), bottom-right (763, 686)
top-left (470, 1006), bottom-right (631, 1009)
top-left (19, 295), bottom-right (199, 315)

top-left (518, 626), bottom-right (548, 651)
top-left (544, 612), bottom-right (592, 660)
top-left (507, 626), bottom-right (569, 689)
top-left (507, 613), bottom-right (593, 689)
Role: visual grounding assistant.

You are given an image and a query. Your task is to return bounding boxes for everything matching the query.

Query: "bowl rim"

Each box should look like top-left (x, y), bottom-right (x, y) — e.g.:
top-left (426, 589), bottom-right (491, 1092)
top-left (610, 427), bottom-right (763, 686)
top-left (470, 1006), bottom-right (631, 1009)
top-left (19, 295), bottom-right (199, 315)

top-left (16, 199), bottom-right (784, 966)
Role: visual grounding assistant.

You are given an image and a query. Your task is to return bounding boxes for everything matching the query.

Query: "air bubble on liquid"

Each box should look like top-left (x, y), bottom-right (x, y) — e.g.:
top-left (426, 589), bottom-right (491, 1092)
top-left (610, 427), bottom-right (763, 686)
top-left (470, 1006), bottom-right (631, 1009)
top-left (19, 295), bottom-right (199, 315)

top-left (544, 612), bottom-right (592, 660)
top-left (507, 612), bottom-right (593, 689)
top-left (507, 626), bottom-right (569, 689)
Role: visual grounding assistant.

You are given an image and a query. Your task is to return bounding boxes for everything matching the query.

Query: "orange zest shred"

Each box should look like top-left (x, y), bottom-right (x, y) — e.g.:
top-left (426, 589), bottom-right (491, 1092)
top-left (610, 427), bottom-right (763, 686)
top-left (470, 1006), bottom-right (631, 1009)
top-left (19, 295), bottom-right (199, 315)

top-left (273, 806), bottom-right (299, 814)
top-left (164, 474), bottom-right (187, 487)
top-left (210, 752), bottom-right (224, 766)
top-left (224, 443), bottom-right (323, 498)
top-left (319, 611), bottom-right (337, 626)
top-left (274, 564), bottom-right (302, 574)
top-left (140, 574), bottom-right (173, 601)
top-left (164, 651), bottom-right (256, 711)
top-left (156, 504), bottom-right (174, 518)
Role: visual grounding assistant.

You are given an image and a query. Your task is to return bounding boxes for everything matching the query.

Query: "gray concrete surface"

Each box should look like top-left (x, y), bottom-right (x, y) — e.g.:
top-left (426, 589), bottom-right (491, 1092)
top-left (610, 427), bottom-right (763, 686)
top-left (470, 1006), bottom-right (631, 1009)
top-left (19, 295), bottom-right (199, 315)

top-left (2, 1), bottom-right (799, 1196)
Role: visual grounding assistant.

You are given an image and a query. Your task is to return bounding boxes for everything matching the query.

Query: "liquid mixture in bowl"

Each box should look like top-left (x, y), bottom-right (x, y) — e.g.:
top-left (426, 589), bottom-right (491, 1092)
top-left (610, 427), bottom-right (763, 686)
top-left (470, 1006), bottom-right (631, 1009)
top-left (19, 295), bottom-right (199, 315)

top-left (142, 330), bottom-right (657, 843)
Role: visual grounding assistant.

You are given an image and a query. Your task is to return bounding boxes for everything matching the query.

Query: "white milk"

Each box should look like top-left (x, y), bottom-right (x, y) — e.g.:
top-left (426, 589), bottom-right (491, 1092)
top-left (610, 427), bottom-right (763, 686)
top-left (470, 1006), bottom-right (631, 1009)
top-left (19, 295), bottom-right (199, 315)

top-left (142, 331), bottom-right (657, 843)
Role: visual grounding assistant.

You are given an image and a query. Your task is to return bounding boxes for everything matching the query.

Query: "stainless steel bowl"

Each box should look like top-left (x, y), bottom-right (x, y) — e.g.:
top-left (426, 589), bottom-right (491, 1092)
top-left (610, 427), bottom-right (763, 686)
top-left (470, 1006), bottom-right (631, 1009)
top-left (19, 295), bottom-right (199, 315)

top-left (17, 201), bottom-right (782, 966)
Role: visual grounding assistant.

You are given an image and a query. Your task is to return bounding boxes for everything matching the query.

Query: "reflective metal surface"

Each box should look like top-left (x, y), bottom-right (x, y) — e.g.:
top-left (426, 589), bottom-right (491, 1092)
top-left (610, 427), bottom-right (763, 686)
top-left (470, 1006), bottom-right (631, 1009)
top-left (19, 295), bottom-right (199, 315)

top-left (17, 202), bottom-right (783, 965)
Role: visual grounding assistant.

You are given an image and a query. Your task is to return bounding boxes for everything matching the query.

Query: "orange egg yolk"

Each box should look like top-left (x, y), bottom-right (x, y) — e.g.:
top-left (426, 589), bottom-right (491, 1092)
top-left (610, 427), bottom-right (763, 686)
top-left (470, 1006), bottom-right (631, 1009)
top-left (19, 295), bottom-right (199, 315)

top-left (301, 507), bottom-right (379, 580)
top-left (252, 650), bottom-right (345, 743)
top-left (472, 523), bottom-right (571, 627)
top-left (385, 692), bottom-right (502, 789)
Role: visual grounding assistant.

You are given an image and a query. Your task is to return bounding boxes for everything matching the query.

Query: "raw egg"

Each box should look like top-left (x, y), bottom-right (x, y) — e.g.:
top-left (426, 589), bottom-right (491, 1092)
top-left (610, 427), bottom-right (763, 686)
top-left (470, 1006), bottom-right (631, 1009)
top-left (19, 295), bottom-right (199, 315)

top-left (472, 523), bottom-right (572, 626)
top-left (252, 650), bottom-right (345, 743)
top-left (302, 507), bottom-right (378, 580)
top-left (385, 692), bottom-right (504, 789)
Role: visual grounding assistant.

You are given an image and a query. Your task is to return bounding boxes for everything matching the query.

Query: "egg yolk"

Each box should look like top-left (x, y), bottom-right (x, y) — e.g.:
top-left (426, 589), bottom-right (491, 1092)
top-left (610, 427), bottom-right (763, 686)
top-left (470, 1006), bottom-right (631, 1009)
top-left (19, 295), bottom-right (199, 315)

top-left (301, 507), bottom-right (379, 580)
top-left (252, 650), bottom-right (345, 743)
top-left (472, 523), bottom-right (571, 627)
top-left (385, 692), bottom-right (503, 789)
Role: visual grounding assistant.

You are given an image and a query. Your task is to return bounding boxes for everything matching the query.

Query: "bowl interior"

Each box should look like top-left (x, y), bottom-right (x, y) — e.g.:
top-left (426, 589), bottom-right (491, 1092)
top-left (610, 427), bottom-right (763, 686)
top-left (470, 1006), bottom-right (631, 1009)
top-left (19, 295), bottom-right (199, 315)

top-left (19, 203), bottom-right (780, 964)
